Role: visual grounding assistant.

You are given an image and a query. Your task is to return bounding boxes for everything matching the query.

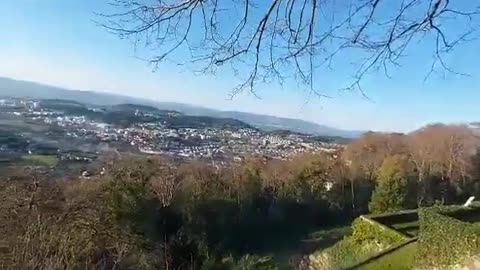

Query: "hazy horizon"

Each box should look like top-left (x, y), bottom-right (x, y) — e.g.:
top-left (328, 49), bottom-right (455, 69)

top-left (0, 76), bottom-right (366, 134)
top-left (2, 1), bottom-right (480, 132)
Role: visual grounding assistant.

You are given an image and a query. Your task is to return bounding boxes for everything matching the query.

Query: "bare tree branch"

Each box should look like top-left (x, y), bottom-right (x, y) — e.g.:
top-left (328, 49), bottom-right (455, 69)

top-left (99, 0), bottom-right (480, 97)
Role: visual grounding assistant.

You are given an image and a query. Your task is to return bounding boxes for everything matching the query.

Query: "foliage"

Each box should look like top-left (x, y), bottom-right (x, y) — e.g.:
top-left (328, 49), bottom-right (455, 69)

top-left (369, 155), bottom-right (411, 214)
top-left (415, 206), bottom-right (480, 269)
top-left (369, 210), bottom-right (418, 225)
top-left (311, 217), bottom-right (407, 269)
top-left (0, 129), bottom-right (29, 150)
top-left (2, 153), bottom-right (359, 269)
top-left (21, 154), bottom-right (58, 166)
top-left (201, 255), bottom-right (278, 270)
top-left (308, 226), bottom-right (352, 244)
top-left (231, 255), bottom-right (279, 270)
top-left (350, 218), bottom-right (407, 245)
top-left (367, 210), bottom-right (419, 237)
top-left (41, 99), bottom-right (252, 129)
top-left (357, 242), bottom-right (417, 270)
top-left (389, 221), bottom-right (419, 237)
top-left (4, 121), bottom-right (480, 270)
top-left (9, 178), bottom-right (153, 270)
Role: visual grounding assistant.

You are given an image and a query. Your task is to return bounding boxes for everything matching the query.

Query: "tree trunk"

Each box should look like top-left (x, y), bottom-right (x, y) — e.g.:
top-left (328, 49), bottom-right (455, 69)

top-left (350, 178), bottom-right (356, 211)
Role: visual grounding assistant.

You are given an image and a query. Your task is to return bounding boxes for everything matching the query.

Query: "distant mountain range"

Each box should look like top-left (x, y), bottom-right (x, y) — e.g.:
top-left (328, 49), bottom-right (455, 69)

top-left (0, 77), bottom-right (364, 138)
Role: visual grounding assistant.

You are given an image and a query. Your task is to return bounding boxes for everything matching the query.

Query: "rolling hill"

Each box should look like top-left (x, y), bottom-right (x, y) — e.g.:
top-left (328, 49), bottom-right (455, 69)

top-left (0, 77), bottom-right (363, 138)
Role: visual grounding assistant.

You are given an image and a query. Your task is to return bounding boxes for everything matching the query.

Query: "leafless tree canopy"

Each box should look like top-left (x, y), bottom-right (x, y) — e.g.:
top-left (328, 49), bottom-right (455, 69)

top-left (100, 0), bottom-right (480, 96)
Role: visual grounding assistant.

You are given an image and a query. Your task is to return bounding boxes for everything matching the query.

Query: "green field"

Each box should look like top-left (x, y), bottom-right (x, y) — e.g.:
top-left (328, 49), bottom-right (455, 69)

top-left (21, 155), bottom-right (58, 166)
top-left (356, 242), bottom-right (417, 270)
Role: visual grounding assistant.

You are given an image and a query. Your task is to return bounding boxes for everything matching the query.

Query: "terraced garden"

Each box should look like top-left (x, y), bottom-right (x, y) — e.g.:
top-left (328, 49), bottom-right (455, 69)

top-left (351, 206), bottom-right (480, 269)
top-left (369, 210), bottom-right (419, 237)
top-left (356, 242), bottom-right (417, 270)
top-left (306, 209), bottom-right (421, 270)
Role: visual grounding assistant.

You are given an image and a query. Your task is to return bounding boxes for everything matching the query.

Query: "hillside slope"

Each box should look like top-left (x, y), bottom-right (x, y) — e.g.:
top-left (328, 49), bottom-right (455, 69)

top-left (0, 77), bottom-right (363, 137)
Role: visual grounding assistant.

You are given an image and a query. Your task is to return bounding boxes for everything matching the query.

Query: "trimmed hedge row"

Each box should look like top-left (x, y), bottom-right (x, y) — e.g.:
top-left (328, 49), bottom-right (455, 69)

top-left (311, 217), bottom-right (408, 269)
top-left (351, 217), bottom-right (407, 244)
top-left (357, 242), bottom-right (417, 270)
top-left (416, 206), bottom-right (480, 269)
top-left (367, 210), bottom-right (418, 227)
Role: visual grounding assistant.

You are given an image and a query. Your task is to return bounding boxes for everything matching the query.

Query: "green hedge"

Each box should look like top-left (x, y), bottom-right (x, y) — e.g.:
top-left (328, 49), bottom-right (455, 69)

top-left (367, 210), bottom-right (418, 227)
top-left (357, 242), bottom-right (417, 270)
top-left (312, 217), bottom-right (407, 269)
top-left (416, 206), bottom-right (480, 269)
top-left (350, 217), bottom-right (407, 245)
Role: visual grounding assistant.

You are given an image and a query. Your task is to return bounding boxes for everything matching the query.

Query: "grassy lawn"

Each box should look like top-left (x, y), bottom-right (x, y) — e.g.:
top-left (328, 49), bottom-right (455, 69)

top-left (356, 242), bottom-right (417, 270)
top-left (21, 155), bottom-right (58, 167)
top-left (390, 221), bottom-right (419, 237)
top-left (307, 226), bottom-right (351, 249)
top-left (271, 226), bottom-right (351, 269)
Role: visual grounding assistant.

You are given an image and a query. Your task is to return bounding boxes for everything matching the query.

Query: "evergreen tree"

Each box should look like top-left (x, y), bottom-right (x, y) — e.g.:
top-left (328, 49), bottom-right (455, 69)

top-left (369, 155), bottom-right (411, 214)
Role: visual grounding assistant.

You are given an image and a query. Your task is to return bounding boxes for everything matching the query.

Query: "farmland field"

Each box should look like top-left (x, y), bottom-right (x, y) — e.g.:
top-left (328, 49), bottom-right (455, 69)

top-left (21, 155), bottom-right (58, 166)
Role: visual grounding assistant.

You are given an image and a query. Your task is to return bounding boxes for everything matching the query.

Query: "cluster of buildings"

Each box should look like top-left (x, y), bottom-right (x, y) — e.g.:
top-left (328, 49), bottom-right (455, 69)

top-left (0, 97), bottom-right (342, 161)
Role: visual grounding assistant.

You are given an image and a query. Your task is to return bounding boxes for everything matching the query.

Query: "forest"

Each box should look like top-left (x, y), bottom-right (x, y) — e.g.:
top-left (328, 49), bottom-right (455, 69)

top-left (38, 99), bottom-right (252, 130)
top-left (1, 123), bottom-right (480, 269)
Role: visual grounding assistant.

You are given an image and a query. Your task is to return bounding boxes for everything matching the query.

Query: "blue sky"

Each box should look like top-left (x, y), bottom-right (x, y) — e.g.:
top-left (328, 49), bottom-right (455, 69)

top-left (1, 0), bottom-right (480, 132)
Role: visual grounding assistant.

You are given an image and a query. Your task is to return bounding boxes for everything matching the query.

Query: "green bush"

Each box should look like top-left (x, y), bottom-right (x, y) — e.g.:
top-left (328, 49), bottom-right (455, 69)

top-left (324, 237), bottom-right (366, 269)
top-left (312, 217), bottom-right (408, 269)
top-left (368, 155), bottom-right (411, 214)
top-left (350, 218), bottom-right (407, 245)
top-left (201, 255), bottom-right (278, 270)
top-left (416, 206), bottom-right (480, 269)
top-left (10, 181), bottom-right (153, 270)
top-left (370, 210), bottom-right (418, 226)
top-left (357, 242), bottom-right (417, 270)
